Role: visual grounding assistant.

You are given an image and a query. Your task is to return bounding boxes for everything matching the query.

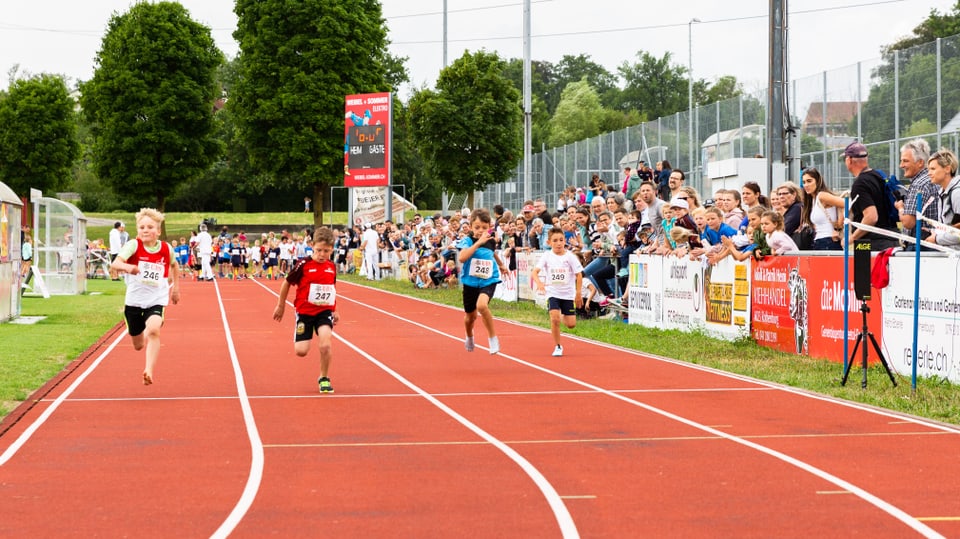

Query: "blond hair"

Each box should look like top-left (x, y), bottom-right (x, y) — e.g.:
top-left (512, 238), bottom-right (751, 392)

top-left (136, 208), bottom-right (165, 224)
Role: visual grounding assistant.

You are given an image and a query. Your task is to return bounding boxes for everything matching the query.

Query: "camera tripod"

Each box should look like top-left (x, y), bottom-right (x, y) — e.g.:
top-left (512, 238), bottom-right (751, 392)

top-left (841, 301), bottom-right (897, 388)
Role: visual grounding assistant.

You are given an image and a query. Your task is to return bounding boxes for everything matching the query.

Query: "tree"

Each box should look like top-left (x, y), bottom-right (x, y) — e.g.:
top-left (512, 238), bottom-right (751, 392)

top-left (547, 79), bottom-right (603, 147)
top-left (231, 0), bottom-right (391, 224)
top-left (700, 75), bottom-right (744, 106)
top-left (408, 50), bottom-right (522, 201)
top-left (0, 74), bottom-right (80, 197)
top-left (554, 54), bottom-right (618, 112)
top-left (615, 51), bottom-right (688, 120)
top-left (80, 2), bottom-right (223, 215)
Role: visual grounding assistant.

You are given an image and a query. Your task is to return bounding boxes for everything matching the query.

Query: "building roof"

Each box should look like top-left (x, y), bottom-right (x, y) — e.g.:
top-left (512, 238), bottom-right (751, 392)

top-left (803, 101), bottom-right (857, 127)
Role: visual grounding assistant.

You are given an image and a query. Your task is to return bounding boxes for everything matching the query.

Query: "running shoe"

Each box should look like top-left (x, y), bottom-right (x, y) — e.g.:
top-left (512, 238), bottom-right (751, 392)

top-left (465, 336), bottom-right (475, 352)
top-left (617, 267), bottom-right (629, 278)
top-left (318, 377), bottom-right (334, 393)
top-left (489, 336), bottom-right (500, 355)
top-left (552, 345), bottom-right (563, 357)
top-left (598, 296), bottom-right (611, 307)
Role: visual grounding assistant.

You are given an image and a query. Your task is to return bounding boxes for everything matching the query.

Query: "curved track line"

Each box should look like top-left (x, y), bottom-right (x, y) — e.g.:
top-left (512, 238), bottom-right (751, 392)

top-left (338, 285), bottom-right (943, 539)
top-left (0, 331), bottom-right (126, 467)
top-left (251, 278), bottom-right (580, 539)
top-left (345, 281), bottom-right (960, 436)
top-left (209, 280), bottom-right (266, 539)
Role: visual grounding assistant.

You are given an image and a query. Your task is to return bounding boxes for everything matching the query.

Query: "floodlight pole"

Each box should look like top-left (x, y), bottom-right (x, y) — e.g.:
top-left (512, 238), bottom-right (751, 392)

top-left (688, 18), bottom-right (700, 178)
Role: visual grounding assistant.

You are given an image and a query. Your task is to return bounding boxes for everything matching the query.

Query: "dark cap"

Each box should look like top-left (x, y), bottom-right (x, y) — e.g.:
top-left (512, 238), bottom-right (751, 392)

top-left (704, 198), bottom-right (716, 207)
top-left (843, 141), bottom-right (868, 158)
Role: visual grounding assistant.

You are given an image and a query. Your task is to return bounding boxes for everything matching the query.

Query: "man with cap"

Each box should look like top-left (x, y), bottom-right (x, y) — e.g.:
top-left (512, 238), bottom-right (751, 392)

top-left (844, 141), bottom-right (900, 250)
top-left (521, 202), bottom-right (537, 235)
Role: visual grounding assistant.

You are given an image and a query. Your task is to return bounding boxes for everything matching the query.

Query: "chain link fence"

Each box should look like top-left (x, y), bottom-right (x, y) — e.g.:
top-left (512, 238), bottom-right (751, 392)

top-left (480, 34), bottom-right (960, 211)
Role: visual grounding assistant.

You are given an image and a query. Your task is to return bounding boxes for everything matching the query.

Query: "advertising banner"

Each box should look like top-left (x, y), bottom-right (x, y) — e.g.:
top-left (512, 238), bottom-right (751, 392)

top-left (704, 257), bottom-right (751, 340)
top-left (661, 256), bottom-right (706, 331)
top-left (626, 253), bottom-right (663, 328)
top-left (494, 266), bottom-right (518, 302)
top-left (881, 256), bottom-right (960, 382)
top-left (344, 92), bottom-right (391, 187)
top-left (516, 250), bottom-right (544, 305)
top-left (750, 255), bottom-right (883, 362)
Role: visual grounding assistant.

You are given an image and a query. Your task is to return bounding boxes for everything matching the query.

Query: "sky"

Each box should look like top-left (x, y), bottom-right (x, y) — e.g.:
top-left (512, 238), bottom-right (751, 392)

top-left (1, 0), bottom-right (957, 103)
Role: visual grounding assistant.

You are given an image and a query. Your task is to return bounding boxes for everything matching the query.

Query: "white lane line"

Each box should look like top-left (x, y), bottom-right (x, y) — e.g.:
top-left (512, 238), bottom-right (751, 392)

top-left (252, 278), bottom-right (580, 539)
top-left (209, 279), bottom-right (265, 539)
top-left (0, 331), bottom-right (127, 467)
top-left (339, 289), bottom-right (945, 539)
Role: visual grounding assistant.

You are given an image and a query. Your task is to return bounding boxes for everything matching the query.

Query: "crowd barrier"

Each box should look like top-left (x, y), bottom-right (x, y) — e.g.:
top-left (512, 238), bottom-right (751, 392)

top-left (371, 245), bottom-right (959, 383)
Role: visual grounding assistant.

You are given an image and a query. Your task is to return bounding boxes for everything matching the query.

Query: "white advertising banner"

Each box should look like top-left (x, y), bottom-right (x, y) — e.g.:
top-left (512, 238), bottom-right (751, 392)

top-left (627, 253), bottom-right (664, 329)
top-left (494, 266), bottom-right (518, 302)
top-left (881, 256), bottom-right (960, 382)
top-left (661, 257), bottom-right (706, 331)
top-left (516, 250), bottom-right (545, 306)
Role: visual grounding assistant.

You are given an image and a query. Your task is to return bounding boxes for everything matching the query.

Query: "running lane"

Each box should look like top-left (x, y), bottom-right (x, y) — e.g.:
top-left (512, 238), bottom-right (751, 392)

top-left (217, 278), bottom-right (574, 537)
top-left (0, 280), bottom-right (254, 538)
top-left (324, 281), bottom-right (958, 538)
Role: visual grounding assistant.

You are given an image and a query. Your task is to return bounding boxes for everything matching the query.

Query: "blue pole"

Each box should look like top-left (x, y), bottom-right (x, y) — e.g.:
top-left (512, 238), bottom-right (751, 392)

top-left (911, 193), bottom-right (922, 392)
top-left (843, 198), bottom-right (850, 374)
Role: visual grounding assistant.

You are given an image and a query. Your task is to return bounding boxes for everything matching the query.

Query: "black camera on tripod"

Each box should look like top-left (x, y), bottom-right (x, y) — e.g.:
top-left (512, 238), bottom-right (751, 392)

top-left (841, 240), bottom-right (897, 388)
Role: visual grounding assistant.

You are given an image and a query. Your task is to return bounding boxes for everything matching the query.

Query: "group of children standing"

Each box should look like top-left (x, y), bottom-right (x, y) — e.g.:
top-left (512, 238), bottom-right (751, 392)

top-left (168, 233), bottom-right (318, 281)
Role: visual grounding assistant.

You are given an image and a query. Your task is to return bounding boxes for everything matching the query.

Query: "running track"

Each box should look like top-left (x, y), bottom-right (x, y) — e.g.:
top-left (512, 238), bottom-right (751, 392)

top-left (1, 278), bottom-right (959, 538)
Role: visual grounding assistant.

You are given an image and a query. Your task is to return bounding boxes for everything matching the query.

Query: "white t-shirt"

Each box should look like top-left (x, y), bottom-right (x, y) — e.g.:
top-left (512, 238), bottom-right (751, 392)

top-left (109, 228), bottom-right (123, 255)
top-left (535, 250), bottom-right (584, 301)
top-left (362, 228), bottom-right (380, 254)
top-left (196, 231), bottom-right (213, 255)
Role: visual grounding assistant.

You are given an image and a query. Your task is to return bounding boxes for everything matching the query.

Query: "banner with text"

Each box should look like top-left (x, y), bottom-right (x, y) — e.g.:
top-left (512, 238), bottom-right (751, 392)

top-left (882, 256), bottom-right (960, 382)
top-left (344, 92), bottom-right (391, 187)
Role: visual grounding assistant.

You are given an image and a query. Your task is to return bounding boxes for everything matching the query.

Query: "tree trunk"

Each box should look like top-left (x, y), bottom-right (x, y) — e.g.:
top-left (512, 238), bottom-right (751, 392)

top-left (313, 182), bottom-right (324, 228)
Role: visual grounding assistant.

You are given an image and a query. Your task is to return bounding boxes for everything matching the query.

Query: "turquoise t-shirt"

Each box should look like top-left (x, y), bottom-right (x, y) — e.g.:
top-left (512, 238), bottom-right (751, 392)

top-left (457, 234), bottom-right (500, 288)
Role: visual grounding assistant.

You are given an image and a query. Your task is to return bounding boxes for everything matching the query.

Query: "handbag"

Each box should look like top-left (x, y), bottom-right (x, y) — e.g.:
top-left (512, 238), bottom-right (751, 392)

top-left (792, 225), bottom-right (815, 250)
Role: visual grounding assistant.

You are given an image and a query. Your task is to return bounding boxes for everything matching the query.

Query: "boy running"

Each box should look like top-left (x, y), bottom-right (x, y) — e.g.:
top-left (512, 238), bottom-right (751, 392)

top-left (458, 208), bottom-right (508, 354)
top-left (110, 208), bottom-right (181, 385)
top-left (531, 227), bottom-right (584, 357)
top-left (273, 227), bottom-right (340, 393)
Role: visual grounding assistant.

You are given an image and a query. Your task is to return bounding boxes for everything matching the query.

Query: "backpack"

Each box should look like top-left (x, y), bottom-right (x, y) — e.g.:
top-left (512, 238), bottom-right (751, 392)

top-left (871, 169), bottom-right (904, 225)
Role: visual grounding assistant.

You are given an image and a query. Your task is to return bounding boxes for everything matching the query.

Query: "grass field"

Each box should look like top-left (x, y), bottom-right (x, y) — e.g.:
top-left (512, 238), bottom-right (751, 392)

top-left (4, 211), bottom-right (959, 425)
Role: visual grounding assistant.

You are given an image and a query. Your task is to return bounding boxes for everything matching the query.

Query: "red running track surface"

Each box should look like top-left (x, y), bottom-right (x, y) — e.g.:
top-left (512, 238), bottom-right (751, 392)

top-left (0, 277), bottom-right (958, 538)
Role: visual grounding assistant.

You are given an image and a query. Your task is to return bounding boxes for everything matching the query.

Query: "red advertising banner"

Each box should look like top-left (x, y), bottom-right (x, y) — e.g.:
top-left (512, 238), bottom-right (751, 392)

top-left (344, 92), bottom-right (391, 187)
top-left (751, 255), bottom-right (884, 364)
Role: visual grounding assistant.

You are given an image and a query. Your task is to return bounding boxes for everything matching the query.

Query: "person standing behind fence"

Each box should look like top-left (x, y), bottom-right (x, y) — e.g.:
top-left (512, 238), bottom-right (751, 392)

top-left (458, 208), bottom-right (508, 355)
top-left (532, 227), bottom-right (584, 357)
top-left (110, 208), bottom-right (180, 385)
top-left (800, 167), bottom-right (845, 250)
top-left (924, 149), bottom-right (960, 249)
top-left (896, 138), bottom-right (939, 245)
top-left (843, 141), bottom-right (900, 250)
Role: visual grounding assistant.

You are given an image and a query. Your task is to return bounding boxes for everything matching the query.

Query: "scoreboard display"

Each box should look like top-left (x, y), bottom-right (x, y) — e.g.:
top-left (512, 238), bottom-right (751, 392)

top-left (347, 124), bottom-right (386, 170)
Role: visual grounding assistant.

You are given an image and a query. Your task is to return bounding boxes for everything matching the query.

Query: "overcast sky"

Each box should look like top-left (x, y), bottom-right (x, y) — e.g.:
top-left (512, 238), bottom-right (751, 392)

top-left (1, 0), bottom-right (956, 103)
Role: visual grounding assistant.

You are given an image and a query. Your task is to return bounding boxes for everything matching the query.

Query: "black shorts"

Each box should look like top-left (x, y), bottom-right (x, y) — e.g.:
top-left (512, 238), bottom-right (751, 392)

top-left (462, 283), bottom-right (498, 313)
top-left (124, 305), bottom-right (165, 337)
top-left (295, 311), bottom-right (335, 342)
top-left (548, 297), bottom-right (576, 315)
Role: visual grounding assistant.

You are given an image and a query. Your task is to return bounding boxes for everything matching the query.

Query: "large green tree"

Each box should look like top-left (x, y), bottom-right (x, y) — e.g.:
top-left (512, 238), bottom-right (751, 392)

top-left (547, 79), bottom-right (603, 147)
top-left (79, 1), bottom-right (223, 212)
top-left (615, 51), bottom-right (689, 120)
top-left (231, 0), bottom-right (391, 224)
top-left (408, 50), bottom-right (522, 200)
top-left (0, 74), bottom-right (80, 197)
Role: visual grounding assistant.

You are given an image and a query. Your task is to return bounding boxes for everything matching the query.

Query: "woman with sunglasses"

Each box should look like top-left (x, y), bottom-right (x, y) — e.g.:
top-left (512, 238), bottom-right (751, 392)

top-left (800, 167), bottom-right (845, 250)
